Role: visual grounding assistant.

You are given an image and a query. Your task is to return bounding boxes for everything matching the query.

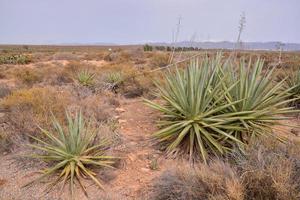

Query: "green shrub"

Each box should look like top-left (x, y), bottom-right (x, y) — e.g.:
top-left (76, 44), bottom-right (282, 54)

top-left (0, 54), bottom-right (31, 65)
top-left (143, 44), bottom-right (153, 51)
top-left (25, 111), bottom-right (115, 199)
top-left (145, 54), bottom-right (297, 162)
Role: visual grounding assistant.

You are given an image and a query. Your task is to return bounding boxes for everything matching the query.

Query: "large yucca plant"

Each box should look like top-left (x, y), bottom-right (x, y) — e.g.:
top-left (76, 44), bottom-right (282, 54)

top-left (145, 55), bottom-right (245, 163)
top-left (146, 54), bottom-right (298, 163)
top-left (221, 59), bottom-right (297, 142)
top-left (25, 111), bottom-right (115, 199)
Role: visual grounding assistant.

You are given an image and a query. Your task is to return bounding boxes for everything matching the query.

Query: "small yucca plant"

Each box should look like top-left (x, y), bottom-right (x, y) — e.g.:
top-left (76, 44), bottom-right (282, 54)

top-left (77, 70), bottom-right (95, 86)
top-left (25, 111), bottom-right (115, 199)
top-left (145, 55), bottom-right (244, 163)
top-left (105, 72), bottom-right (124, 91)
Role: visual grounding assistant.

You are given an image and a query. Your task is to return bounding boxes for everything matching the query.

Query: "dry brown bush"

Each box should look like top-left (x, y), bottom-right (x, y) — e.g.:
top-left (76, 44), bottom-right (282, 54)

top-left (79, 94), bottom-right (116, 122)
top-left (149, 161), bottom-right (243, 200)
top-left (0, 85), bottom-right (11, 98)
top-left (0, 87), bottom-right (71, 136)
top-left (148, 138), bottom-right (300, 200)
top-left (236, 138), bottom-right (300, 200)
top-left (150, 52), bottom-right (169, 68)
top-left (14, 68), bottom-right (44, 85)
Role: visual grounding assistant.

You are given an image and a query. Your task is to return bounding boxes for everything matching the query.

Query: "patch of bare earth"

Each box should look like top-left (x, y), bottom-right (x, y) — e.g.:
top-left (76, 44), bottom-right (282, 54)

top-left (0, 98), bottom-right (175, 200)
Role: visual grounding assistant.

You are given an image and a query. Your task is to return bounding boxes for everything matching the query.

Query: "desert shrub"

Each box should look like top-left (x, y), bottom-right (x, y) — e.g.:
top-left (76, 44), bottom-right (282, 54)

top-left (79, 95), bottom-right (116, 122)
top-left (150, 52), bottom-right (169, 67)
top-left (0, 85), bottom-right (11, 98)
top-left (0, 54), bottom-right (31, 65)
top-left (235, 139), bottom-right (300, 200)
top-left (145, 54), bottom-right (297, 162)
top-left (15, 68), bottom-right (44, 85)
top-left (76, 69), bottom-right (96, 86)
top-left (144, 44), bottom-right (153, 51)
top-left (25, 111), bottom-right (116, 199)
top-left (0, 131), bottom-right (12, 153)
top-left (0, 87), bottom-right (71, 135)
top-left (104, 52), bottom-right (119, 62)
top-left (149, 161), bottom-right (243, 200)
top-left (149, 138), bottom-right (300, 200)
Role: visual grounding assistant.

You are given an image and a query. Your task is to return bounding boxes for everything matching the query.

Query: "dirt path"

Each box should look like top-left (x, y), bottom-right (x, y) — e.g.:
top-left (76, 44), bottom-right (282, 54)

top-left (105, 98), bottom-right (174, 199)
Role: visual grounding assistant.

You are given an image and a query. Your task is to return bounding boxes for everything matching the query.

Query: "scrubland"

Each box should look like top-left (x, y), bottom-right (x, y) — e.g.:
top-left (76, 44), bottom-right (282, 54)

top-left (0, 45), bottom-right (299, 200)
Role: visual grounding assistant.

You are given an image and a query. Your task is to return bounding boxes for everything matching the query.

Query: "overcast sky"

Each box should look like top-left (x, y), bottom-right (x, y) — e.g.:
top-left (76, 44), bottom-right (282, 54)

top-left (1, 0), bottom-right (299, 44)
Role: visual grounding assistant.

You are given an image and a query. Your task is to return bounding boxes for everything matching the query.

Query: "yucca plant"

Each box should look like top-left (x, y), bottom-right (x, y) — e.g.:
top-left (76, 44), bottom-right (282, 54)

top-left (145, 54), bottom-right (298, 163)
top-left (77, 69), bottom-right (95, 86)
top-left (145, 55), bottom-right (245, 163)
top-left (284, 69), bottom-right (300, 107)
top-left (221, 58), bottom-right (298, 142)
top-left (25, 111), bottom-right (115, 199)
top-left (105, 72), bottom-right (124, 91)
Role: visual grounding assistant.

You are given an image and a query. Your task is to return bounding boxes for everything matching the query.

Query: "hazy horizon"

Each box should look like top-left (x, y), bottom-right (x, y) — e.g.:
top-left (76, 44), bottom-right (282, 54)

top-left (1, 0), bottom-right (299, 45)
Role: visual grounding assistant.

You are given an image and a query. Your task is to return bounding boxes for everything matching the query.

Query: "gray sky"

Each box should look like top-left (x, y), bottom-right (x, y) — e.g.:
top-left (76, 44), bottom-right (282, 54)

top-left (1, 0), bottom-right (299, 44)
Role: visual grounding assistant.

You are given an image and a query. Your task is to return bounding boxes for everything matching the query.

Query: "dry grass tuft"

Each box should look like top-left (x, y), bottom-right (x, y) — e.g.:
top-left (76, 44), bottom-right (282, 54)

top-left (149, 161), bottom-right (243, 200)
top-left (236, 138), bottom-right (300, 200)
top-left (149, 138), bottom-right (300, 200)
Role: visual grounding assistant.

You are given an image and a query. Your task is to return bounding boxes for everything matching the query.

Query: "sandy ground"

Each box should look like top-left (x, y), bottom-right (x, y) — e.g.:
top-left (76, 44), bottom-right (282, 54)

top-left (0, 98), bottom-right (175, 200)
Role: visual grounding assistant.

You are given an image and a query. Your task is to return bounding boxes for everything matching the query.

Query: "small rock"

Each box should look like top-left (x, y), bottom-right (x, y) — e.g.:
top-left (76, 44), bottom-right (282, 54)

top-left (115, 108), bottom-right (126, 113)
top-left (141, 168), bottom-right (150, 172)
top-left (119, 119), bottom-right (127, 124)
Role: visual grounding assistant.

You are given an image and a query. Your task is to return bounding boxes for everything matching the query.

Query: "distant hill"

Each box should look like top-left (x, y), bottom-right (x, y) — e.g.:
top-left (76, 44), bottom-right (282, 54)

top-left (150, 41), bottom-right (300, 51)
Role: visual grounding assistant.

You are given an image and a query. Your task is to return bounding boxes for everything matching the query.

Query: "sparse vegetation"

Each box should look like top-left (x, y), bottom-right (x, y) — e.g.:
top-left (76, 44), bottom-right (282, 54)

top-left (0, 45), bottom-right (299, 200)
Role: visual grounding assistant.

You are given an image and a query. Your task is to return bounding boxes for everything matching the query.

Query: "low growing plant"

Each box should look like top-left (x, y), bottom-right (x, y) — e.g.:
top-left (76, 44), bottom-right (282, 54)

top-left (76, 69), bottom-right (95, 86)
top-left (24, 111), bottom-right (115, 199)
